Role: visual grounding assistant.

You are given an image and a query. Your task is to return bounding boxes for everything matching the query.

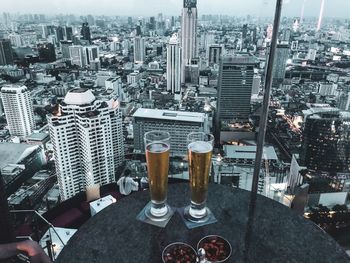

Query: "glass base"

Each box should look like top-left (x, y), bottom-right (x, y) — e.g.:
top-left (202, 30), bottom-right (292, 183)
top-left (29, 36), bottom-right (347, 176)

top-left (145, 202), bottom-right (172, 222)
top-left (183, 205), bottom-right (209, 223)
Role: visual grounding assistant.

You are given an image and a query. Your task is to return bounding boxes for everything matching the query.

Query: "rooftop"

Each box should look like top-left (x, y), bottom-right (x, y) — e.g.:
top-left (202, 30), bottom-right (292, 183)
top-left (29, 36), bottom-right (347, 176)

top-left (64, 88), bottom-right (95, 105)
top-left (0, 143), bottom-right (38, 169)
top-left (133, 108), bottom-right (206, 123)
top-left (223, 145), bottom-right (278, 160)
top-left (27, 132), bottom-right (50, 141)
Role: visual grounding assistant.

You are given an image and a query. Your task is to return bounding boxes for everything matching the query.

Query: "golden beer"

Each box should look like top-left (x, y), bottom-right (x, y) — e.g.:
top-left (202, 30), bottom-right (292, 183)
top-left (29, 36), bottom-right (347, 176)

top-left (188, 141), bottom-right (213, 204)
top-left (146, 142), bottom-right (170, 203)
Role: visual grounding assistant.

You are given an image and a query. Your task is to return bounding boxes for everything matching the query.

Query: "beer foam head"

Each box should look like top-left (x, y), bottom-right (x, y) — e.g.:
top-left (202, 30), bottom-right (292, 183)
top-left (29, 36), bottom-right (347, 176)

top-left (146, 142), bottom-right (170, 153)
top-left (188, 141), bottom-right (213, 153)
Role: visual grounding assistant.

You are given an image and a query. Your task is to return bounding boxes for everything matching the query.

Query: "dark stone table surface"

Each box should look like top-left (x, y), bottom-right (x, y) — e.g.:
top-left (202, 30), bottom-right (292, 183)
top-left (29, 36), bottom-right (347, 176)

top-left (56, 183), bottom-right (350, 263)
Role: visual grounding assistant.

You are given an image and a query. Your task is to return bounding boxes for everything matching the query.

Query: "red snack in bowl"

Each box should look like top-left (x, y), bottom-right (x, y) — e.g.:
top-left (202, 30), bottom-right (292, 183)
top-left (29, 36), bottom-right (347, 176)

top-left (162, 242), bottom-right (197, 263)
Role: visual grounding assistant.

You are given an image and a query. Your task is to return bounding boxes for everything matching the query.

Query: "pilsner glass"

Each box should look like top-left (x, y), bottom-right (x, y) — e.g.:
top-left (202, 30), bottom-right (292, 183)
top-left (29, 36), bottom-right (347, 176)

top-left (184, 132), bottom-right (214, 222)
top-left (144, 131), bottom-right (172, 221)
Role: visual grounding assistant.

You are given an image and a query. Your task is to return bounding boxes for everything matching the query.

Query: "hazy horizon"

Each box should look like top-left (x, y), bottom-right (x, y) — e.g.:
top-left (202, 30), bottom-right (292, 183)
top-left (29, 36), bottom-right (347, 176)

top-left (1, 0), bottom-right (350, 18)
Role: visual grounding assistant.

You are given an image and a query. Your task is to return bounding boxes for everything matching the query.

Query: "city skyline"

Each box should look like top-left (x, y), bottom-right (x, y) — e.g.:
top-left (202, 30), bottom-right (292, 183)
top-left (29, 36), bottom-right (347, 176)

top-left (1, 0), bottom-right (350, 18)
top-left (0, 0), bottom-right (350, 259)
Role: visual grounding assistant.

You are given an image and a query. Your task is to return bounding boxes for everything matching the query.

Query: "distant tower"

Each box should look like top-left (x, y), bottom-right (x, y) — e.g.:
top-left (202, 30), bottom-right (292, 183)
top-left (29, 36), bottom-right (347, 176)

top-left (69, 45), bottom-right (86, 67)
top-left (208, 44), bottom-right (222, 66)
top-left (216, 54), bottom-right (257, 134)
top-left (0, 85), bottom-right (35, 137)
top-left (81, 22), bottom-right (91, 43)
top-left (167, 34), bottom-right (182, 93)
top-left (181, 0), bottom-right (198, 83)
top-left (65, 26), bottom-right (73, 41)
top-left (317, 0), bottom-right (325, 31)
top-left (48, 88), bottom-right (124, 200)
top-left (133, 36), bottom-right (145, 64)
top-left (38, 42), bottom-right (56, 62)
top-left (84, 45), bottom-right (99, 65)
top-left (55, 26), bottom-right (64, 45)
top-left (0, 39), bottom-right (13, 65)
top-left (272, 42), bottom-right (289, 85)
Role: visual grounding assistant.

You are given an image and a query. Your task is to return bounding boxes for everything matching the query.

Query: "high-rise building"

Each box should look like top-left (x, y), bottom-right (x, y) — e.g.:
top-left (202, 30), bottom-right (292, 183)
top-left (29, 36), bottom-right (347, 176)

top-left (84, 45), bottom-right (99, 65)
top-left (302, 110), bottom-right (350, 173)
top-left (60, 40), bottom-right (73, 59)
top-left (133, 108), bottom-right (208, 156)
top-left (0, 39), bottom-right (13, 65)
top-left (252, 74), bottom-right (261, 95)
top-left (166, 34), bottom-right (182, 94)
top-left (81, 23), bottom-right (91, 43)
top-left (181, 0), bottom-right (198, 83)
top-left (149, 17), bottom-right (156, 30)
top-left (69, 45), bottom-right (85, 67)
top-left (216, 54), bottom-right (257, 130)
top-left (48, 88), bottom-right (124, 200)
top-left (208, 44), bottom-right (222, 66)
top-left (65, 26), bottom-right (73, 41)
top-left (0, 85), bottom-right (35, 137)
top-left (42, 25), bottom-right (49, 38)
top-left (55, 26), bottom-right (64, 45)
top-left (8, 33), bottom-right (23, 47)
top-left (37, 42), bottom-right (56, 62)
top-left (272, 42), bottom-right (289, 85)
top-left (133, 36), bottom-right (145, 64)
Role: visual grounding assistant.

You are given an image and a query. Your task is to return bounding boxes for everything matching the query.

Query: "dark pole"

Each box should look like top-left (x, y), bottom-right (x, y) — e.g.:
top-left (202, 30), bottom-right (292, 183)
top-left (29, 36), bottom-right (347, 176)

top-left (244, 0), bottom-right (283, 259)
top-left (0, 173), bottom-right (15, 244)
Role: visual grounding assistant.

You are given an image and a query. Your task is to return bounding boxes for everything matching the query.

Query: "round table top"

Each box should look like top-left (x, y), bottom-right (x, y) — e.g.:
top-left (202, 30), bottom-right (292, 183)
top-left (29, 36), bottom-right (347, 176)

top-left (56, 183), bottom-right (350, 263)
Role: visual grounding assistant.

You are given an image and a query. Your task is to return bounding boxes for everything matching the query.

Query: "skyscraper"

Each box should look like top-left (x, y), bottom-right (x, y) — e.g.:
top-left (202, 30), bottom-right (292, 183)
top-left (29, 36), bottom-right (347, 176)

top-left (65, 26), bottom-right (73, 41)
top-left (167, 34), bottom-right (182, 94)
top-left (181, 0), bottom-right (198, 83)
top-left (0, 85), bottom-right (35, 137)
top-left (133, 36), bottom-right (145, 64)
top-left (81, 22), bottom-right (91, 43)
top-left (302, 110), bottom-right (350, 173)
top-left (84, 45), bottom-right (99, 65)
top-left (216, 54), bottom-right (257, 129)
top-left (69, 45), bottom-right (85, 67)
top-left (0, 39), bottom-right (13, 65)
top-left (60, 40), bottom-right (73, 59)
top-left (37, 42), bottom-right (56, 62)
top-left (208, 44), bottom-right (222, 66)
top-left (48, 88), bottom-right (124, 200)
top-left (272, 42), bottom-right (289, 85)
top-left (55, 26), bottom-right (64, 45)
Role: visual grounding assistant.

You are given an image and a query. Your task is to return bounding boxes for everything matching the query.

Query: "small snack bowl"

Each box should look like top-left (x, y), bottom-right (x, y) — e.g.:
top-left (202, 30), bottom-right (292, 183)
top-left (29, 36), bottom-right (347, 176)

top-left (197, 235), bottom-right (232, 262)
top-left (162, 242), bottom-right (197, 263)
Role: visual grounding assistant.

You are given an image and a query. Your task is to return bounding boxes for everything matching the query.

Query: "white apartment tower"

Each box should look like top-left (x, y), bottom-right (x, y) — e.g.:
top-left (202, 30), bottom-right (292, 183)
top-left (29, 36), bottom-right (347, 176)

top-left (167, 34), bottom-right (182, 93)
top-left (133, 36), bottom-right (145, 64)
top-left (0, 85), bottom-right (35, 137)
top-left (48, 88), bottom-right (124, 200)
top-left (181, 0), bottom-right (198, 83)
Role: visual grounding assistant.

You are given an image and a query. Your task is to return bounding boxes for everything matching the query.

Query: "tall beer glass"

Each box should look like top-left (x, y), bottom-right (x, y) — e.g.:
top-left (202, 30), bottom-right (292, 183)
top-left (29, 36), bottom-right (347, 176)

top-left (184, 132), bottom-right (214, 222)
top-left (144, 131), bottom-right (171, 221)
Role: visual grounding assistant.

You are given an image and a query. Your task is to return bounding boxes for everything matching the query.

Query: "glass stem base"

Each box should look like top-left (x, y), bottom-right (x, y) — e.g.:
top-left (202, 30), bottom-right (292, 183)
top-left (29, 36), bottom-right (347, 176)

top-left (145, 202), bottom-right (172, 222)
top-left (184, 202), bottom-right (209, 223)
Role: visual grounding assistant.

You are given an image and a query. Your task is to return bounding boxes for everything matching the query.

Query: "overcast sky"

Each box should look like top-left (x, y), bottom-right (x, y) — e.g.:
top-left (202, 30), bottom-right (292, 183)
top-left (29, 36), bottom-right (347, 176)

top-left (1, 0), bottom-right (349, 17)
